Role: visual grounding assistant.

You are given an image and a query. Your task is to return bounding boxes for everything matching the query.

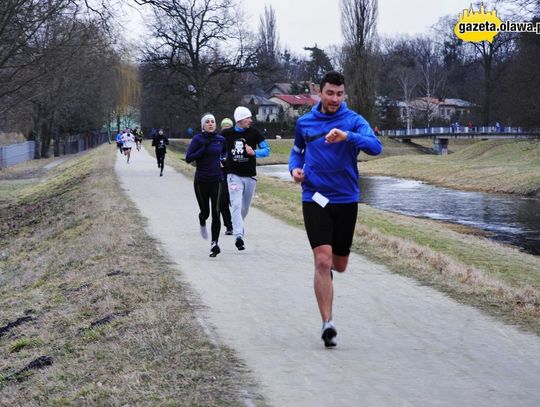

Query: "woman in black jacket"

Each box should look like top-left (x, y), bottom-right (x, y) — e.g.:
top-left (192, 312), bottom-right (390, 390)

top-left (186, 114), bottom-right (226, 257)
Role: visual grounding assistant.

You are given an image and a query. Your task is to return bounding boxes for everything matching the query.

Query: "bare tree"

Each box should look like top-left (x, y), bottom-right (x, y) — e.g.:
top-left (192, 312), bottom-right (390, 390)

top-left (412, 37), bottom-right (446, 126)
top-left (256, 4), bottom-right (280, 83)
top-left (140, 0), bottom-right (255, 116)
top-left (380, 38), bottom-right (420, 129)
top-left (340, 0), bottom-right (378, 123)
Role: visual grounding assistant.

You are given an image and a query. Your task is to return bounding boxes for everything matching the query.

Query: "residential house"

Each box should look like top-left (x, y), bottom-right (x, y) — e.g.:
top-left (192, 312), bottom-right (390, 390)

top-left (269, 94), bottom-right (318, 120)
top-left (241, 94), bottom-right (281, 122)
top-left (438, 98), bottom-right (475, 121)
top-left (267, 83), bottom-right (292, 97)
top-left (267, 81), bottom-right (320, 97)
top-left (409, 97), bottom-right (476, 124)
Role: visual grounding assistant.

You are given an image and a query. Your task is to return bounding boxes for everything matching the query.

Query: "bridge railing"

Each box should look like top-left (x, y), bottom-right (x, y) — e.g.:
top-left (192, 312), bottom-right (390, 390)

top-left (382, 126), bottom-right (531, 137)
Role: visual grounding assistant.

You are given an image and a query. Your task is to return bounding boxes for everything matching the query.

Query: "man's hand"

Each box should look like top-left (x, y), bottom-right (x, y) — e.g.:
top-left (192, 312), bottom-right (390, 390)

top-left (291, 168), bottom-right (305, 183)
top-left (325, 128), bottom-right (348, 143)
top-left (245, 144), bottom-right (255, 156)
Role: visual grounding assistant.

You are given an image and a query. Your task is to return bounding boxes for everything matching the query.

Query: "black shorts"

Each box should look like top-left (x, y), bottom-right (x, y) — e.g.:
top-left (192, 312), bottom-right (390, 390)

top-left (302, 202), bottom-right (358, 256)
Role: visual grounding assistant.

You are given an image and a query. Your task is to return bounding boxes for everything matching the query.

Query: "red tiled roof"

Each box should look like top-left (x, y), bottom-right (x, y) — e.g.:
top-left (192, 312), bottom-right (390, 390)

top-left (272, 94), bottom-right (318, 106)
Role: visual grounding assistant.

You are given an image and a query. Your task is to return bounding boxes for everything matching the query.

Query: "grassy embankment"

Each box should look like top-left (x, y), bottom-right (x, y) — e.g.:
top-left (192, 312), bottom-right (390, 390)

top-left (0, 146), bottom-right (264, 405)
top-left (167, 138), bottom-right (540, 335)
top-left (361, 138), bottom-right (540, 196)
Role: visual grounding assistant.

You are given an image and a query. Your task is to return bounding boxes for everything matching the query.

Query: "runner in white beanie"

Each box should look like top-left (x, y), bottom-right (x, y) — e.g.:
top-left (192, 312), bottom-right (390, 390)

top-left (234, 106), bottom-right (252, 122)
top-left (201, 113), bottom-right (216, 131)
top-left (222, 105), bottom-right (270, 251)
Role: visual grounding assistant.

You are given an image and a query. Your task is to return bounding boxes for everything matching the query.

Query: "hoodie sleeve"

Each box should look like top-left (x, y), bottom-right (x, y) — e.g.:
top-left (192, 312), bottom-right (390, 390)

top-left (185, 135), bottom-right (207, 163)
top-left (255, 140), bottom-right (270, 158)
top-left (288, 121), bottom-right (306, 173)
top-left (346, 116), bottom-right (383, 156)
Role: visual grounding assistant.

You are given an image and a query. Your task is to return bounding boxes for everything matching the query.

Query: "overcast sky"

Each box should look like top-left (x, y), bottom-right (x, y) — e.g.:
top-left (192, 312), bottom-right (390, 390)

top-left (124, 0), bottom-right (495, 55)
top-left (241, 0), bottom-right (475, 54)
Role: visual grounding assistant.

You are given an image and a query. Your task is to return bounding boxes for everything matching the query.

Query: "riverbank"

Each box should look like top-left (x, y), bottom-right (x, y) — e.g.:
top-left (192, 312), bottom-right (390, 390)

top-left (161, 145), bottom-right (540, 335)
top-left (0, 147), bottom-right (264, 404)
top-left (360, 139), bottom-right (540, 196)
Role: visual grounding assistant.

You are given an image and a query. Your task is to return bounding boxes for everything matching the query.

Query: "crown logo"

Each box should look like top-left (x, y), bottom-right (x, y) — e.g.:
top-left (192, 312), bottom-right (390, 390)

top-left (454, 3), bottom-right (502, 43)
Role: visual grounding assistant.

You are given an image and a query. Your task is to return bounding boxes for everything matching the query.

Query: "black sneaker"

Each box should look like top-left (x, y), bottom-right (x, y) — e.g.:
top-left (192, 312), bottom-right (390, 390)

top-left (209, 241), bottom-right (220, 257)
top-left (235, 237), bottom-right (245, 251)
top-left (225, 228), bottom-right (233, 235)
top-left (321, 321), bottom-right (337, 348)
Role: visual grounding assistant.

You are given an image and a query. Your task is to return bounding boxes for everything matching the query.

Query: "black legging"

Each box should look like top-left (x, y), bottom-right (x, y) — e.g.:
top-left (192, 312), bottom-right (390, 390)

top-left (156, 149), bottom-right (166, 169)
top-left (194, 180), bottom-right (222, 242)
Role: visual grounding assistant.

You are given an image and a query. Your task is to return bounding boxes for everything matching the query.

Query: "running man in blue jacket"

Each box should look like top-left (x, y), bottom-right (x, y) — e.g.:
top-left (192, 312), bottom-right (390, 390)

top-left (288, 71), bottom-right (382, 348)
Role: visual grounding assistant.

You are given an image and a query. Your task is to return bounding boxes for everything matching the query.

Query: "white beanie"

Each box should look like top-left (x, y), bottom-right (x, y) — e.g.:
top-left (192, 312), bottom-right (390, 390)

top-left (234, 106), bottom-right (252, 122)
top-left (201, 113), bottom-right (216, 131)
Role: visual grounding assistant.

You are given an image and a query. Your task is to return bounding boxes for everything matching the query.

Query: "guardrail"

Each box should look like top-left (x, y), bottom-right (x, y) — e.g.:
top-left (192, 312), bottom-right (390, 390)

top-left (381, 126), bottom-right (539, 137)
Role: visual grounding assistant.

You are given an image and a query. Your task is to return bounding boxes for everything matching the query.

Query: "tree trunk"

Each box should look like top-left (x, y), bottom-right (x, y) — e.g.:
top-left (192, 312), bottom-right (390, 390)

top-left (483, 57), bottom-right (492, 126)
top-left (40, 120), bottom-right (51, 158)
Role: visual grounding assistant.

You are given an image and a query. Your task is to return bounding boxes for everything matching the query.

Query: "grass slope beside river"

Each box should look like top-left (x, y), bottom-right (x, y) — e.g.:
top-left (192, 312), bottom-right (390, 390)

top-left (0, 146), bottom-right (264, 405)
top-left (165, 138), bottom-right (540, 335)
top-left (360, 139), bottom-right (540, 196)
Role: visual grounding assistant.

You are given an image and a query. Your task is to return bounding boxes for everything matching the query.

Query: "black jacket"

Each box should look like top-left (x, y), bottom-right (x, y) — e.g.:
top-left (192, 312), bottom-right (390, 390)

top-left (152, 134), bottom-right (169, 152)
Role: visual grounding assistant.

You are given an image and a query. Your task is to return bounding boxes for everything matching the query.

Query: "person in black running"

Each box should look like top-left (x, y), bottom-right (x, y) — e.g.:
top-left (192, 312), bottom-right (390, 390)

top-left (152, 128), bottom-right (169, 176)
top-left (289, 71), bottom-right (382, 347)
top-left (186, 113), bottom-right (226, 257)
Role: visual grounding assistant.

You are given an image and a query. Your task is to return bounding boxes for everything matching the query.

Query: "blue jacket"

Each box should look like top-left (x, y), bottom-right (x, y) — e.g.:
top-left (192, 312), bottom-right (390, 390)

top-left (288, 102), bottom-right (382, 203)
top-left (186, 132), bottom-right (226, 182)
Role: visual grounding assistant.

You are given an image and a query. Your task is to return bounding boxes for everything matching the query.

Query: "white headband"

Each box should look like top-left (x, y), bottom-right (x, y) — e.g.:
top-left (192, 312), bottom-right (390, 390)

top-left (201, 113), bottom-right (216, 131)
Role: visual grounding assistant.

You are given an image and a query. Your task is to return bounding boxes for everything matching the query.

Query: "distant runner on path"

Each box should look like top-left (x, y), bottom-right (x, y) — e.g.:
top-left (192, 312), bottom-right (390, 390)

top-left (151, 128), bottom-right (169, 177)
top-left (289, 70), bottom-right (383, 347)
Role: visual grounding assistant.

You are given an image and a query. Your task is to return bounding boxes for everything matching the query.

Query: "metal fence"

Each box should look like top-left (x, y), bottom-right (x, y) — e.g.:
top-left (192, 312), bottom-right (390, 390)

top-left (0, 132), bottom-right (109, 169)
top-left (381, 126), bottom-right (529, 137)
top-left (0, 141), bottom-right (36, 168)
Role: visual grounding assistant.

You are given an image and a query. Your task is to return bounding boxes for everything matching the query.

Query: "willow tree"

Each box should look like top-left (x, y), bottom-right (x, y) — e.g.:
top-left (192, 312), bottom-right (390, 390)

top-left (111, 62), bottom-right (141, 132)
top-left (340, 0), bottom-right (378, 124)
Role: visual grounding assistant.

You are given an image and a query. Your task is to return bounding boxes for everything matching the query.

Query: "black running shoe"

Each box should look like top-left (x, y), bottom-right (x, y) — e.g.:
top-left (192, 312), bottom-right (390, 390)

top-left (235, 237), bottom-right (245, 251)
top-left (209, 241), bottom-right (220, 257)
top-left (225, 228), bottom-right (233, 235)
top-left (321, 321), bottom-right (337, 348)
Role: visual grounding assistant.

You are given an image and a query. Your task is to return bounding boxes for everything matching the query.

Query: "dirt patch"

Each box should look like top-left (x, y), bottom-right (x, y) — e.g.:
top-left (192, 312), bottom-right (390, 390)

top-left (0, 314), bottom-right (34, 338)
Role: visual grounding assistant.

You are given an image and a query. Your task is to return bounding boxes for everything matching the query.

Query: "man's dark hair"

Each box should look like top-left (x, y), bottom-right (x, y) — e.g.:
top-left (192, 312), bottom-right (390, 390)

top-left (320, 71), bottom-right (345, 90)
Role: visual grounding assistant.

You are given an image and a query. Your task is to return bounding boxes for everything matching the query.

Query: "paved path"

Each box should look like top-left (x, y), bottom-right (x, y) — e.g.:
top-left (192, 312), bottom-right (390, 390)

top-left (115, 147), bottom-right (540, 407)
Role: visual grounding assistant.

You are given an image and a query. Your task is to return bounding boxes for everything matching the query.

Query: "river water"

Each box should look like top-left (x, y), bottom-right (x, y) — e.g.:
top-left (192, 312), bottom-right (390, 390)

top-left (257, 164), bottom-right (540, 256)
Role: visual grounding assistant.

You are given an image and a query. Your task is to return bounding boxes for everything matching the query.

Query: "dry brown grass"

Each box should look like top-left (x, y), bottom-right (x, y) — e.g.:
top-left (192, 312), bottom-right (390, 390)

top-left (0, 145), bottom-right (265, 406)
top-left (350, 211), bottom-right (540, 329)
